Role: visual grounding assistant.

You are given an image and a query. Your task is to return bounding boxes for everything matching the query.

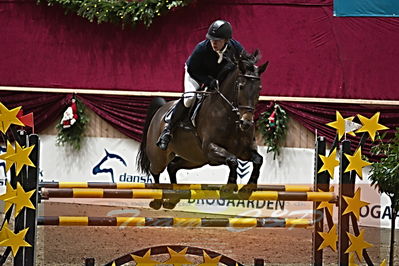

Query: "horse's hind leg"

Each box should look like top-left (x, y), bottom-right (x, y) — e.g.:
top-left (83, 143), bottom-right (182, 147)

top-left (149, 173), bottom-right (163, 210)
top-left (163, 157), bottom-right (204, 209)
top-left (239, 150), bottom-right (263, 199)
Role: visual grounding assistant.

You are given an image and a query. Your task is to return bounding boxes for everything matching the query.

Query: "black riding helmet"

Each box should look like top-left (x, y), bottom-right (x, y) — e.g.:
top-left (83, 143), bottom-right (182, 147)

top-left (206, 20), bottom-right (232, 40)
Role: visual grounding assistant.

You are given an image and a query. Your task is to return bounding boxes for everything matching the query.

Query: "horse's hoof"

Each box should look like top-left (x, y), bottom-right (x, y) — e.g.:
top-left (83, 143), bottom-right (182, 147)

top-left (220, 184), bottom-right (238, 199)
top-left (238, 184), bottom-right (256, 200)
top-left (149, 199), bottom-right (163, 210)
top-left (163, 199), bottom-right (180, 209)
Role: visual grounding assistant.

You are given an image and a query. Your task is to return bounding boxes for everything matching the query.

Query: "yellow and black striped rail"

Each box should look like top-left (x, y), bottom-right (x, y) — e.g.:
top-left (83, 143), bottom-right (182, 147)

top-left (39, 182), bottom-right (312, 192)
top-left (37, 216), bottom-right (313, 228)
top-left (41, 188), bottom-right (336, 201)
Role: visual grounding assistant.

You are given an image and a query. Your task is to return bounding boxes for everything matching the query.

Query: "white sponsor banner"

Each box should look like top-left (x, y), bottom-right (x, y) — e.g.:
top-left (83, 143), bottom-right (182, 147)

top-left (0, 135), bottom-right (397, 228)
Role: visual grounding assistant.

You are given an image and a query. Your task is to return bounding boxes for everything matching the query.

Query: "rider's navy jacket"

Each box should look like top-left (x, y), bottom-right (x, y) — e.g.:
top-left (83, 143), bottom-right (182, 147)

top-left (186, 39), bottom-right (244, 88)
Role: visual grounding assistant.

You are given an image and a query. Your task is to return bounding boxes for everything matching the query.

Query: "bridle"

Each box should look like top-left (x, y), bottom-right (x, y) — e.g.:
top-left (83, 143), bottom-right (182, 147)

top-left (214, 72), bottom-right (261, 122)
top-left (183, 69), bottom-right (261, 126)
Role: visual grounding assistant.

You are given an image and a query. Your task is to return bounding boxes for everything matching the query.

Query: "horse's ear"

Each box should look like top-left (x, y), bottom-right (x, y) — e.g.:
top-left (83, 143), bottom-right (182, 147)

top-left (253, 49), bottom-right (259, 61)
top-left (258, 61), bottom-right (269, 75)
top-left (238, 51), bottom-right (246, 73)
top-left (253, 50), bottom-right (258, 57)
top-left (252, 49), bottom-right (262, 63)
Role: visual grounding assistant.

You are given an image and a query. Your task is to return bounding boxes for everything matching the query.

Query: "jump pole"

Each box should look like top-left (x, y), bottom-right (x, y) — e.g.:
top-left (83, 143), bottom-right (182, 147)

top-left (37, 216), bottom-right (313, 228)
top-left (40, 188), bottom-right (337, 202)
top-left (39, 182), bottom-right (312, 192)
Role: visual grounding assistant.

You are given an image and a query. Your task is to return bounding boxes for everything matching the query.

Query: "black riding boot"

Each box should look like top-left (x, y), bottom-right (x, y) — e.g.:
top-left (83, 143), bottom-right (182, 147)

top-left (156, 100), bottom-right (188, 150)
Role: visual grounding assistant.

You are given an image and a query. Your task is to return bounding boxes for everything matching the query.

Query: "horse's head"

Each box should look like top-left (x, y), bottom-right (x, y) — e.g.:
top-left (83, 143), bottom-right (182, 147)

top-left (235, 50), bottom-right (268, 131)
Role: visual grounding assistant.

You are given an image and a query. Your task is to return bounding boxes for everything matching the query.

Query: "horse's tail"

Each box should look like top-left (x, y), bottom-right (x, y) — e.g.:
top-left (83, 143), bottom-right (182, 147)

top-left (136, 97), bottom-right (166, 176)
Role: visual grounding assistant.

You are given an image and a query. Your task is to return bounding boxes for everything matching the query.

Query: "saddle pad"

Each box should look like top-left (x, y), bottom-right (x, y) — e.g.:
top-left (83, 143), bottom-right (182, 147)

top-left (164, 103), bottom-right (176, 123)
top-left (191, 100), bottom-right (202, 127)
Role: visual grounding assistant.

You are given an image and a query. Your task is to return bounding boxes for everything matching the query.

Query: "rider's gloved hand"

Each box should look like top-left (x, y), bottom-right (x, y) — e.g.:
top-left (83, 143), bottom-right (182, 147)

top-left (207, 78), bottom-right (218, 91)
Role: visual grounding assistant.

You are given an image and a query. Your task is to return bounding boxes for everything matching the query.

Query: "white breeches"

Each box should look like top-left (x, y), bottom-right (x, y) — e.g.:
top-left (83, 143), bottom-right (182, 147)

top-left (183, 65), bottom-right (200, 108)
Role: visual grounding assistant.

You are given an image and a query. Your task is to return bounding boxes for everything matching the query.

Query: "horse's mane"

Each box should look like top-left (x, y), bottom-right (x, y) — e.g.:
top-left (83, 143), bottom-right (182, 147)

top-left (217, 49), bottom-right (261, 82)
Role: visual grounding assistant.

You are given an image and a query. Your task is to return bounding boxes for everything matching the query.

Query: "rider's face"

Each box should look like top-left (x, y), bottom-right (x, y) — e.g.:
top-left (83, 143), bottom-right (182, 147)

top-left (210, 39), bottom-right (227, 52)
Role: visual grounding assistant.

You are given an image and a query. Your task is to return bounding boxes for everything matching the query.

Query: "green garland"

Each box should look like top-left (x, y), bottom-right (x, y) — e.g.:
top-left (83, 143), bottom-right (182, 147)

top-left (257, 103), bottom-right (289, 159)
top-left (38, 0), bottom-right (193, 27)
top-left (56, 98), bottom-right (89, 150)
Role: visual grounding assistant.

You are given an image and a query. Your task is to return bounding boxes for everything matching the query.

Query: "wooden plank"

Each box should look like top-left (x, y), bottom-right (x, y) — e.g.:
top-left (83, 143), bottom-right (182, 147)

top-left (1, 86), bottom-right (399, 105)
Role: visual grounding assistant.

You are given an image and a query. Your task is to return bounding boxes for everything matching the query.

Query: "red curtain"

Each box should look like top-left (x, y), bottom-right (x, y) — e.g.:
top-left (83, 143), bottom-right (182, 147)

top-left (1, 92), bottom-right (397, 157)
top-left (1, 0), bottom-right (399, 101)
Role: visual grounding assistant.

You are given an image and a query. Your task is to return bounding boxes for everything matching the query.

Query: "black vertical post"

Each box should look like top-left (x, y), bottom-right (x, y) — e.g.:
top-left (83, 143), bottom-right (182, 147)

top-left (0, 132), bottom-right (17, 265)
top-left (85, 258), bottom-right (95, 266)
top-left (14, 131), bottom-right (27, 266)
top-left (254, 258), bottom-right (265, 265)
top-left (338, 140), bottom-right (351, 266)
top-left (312, 136), bottom-right (329, 266)
top-left (23, 134), bottom-right (39, 266)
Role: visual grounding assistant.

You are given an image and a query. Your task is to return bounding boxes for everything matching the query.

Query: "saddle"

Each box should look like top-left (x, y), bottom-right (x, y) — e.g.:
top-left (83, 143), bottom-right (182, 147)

top-left (164, 95), bottom-right (205, 130)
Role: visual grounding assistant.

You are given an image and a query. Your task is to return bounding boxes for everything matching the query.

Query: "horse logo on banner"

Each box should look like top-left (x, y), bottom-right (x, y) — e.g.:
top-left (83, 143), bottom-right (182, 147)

top-left (92, 149), bottom-right (127, 183)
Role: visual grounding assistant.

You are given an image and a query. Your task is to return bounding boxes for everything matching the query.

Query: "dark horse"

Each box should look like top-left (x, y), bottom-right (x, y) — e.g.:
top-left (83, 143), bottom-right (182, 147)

top-left (137, 50), bottom-right (268, 209)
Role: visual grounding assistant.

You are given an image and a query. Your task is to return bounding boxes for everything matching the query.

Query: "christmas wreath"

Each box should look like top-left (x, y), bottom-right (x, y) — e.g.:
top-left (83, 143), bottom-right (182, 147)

top-left (38, 0), bottom-right (193, 28)
top-left (257, 103), bottom-right (289, 159)
top-left (56, 97), bottom-right (89, 150)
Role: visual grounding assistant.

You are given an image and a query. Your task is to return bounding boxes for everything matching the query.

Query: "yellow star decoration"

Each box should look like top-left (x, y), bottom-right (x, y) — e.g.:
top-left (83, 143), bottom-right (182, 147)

top-left (318, 148), bottom-right (339, 178)
top-left (317, 187), bottom-right (335, 216)
top-left (326, 112), bottom-right (359, 140)
top-left (356, 112), bottom-right (389, 141)
top-left (0, 181), bottom-right (17, 213)
top-left (6, 182), bottom-right (36, 217)
top-left (163, 247), bottom-right (193, 265)
top-left (5, 142), bottom-right (35, 175)
top-left (111, 262), bottom-right (116, 266)
top-left (0, 221), bottom-right (11, 241)
top-left (131, 249), bottom-right (158, 265)
top-left (0, 224), bottom-right (31, 256)
top-left (343, 188), bottom-right (369, 220)
top-left (198, 250), bottom-right (222, 266)
top-left (349, 252), bottom-right (358, 266)
top-left (317, 224), bottom-right (338, 252)
top-left (0, 103), bottom-right (24, 134)
top-left (380, 259), bottom-right (387, 266)
top-left (344, 148), bottom-right (371, 179)
top-left (345, 229), bottom-right (373, 261)
top-left (0, 141), bottom-right (16, 173)
top-left (326, 111), bottom-right (346, 140)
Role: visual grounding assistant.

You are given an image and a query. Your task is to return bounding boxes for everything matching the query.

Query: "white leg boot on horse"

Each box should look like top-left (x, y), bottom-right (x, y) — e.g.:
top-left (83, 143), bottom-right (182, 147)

top-left (156, 99), bottom-right (189, 150)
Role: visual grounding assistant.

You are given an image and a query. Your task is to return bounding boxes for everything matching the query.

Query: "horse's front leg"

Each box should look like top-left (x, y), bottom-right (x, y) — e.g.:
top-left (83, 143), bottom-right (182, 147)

top-left (249, 149), bottom-right (263, 184)
top-left (205, 143), bottom-right (239, 197)
top-left (239, 150), bottom-right (263, 199)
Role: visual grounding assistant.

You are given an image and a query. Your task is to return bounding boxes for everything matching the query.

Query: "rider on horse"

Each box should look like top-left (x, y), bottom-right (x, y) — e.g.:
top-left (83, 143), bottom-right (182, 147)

top-left (156, 20), bottom-right (245, 150)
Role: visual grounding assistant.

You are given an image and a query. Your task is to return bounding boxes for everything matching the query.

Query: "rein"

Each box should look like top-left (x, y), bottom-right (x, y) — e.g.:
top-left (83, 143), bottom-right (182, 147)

top-left (181, 72), bottom-right (260, 126)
